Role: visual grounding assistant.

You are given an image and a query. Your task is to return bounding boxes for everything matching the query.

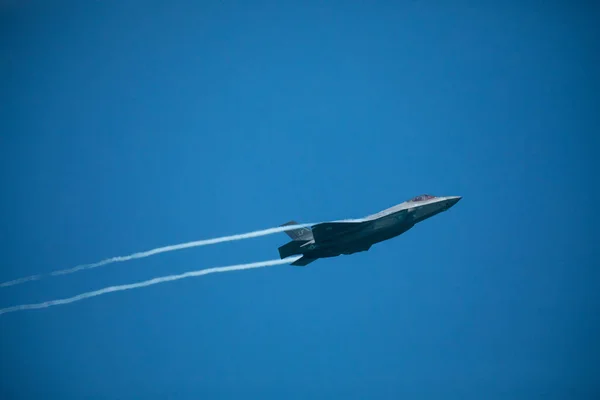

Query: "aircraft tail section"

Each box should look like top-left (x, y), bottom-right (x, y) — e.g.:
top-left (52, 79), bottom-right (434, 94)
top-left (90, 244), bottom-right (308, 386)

top-left (281, 220), bottom-right (313, 241)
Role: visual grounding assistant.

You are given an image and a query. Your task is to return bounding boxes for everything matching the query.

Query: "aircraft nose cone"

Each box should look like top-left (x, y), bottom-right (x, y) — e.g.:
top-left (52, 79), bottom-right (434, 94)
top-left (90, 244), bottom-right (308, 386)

top-left (450, 196), bottom-right (462, 204)
top-left (444, 196), bottom-right (462, 209)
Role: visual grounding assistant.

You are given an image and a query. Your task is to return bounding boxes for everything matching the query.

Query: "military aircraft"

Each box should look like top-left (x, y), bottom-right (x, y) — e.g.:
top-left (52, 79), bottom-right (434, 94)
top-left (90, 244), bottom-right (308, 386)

top-left (278, 194), bottom-right (461, 266)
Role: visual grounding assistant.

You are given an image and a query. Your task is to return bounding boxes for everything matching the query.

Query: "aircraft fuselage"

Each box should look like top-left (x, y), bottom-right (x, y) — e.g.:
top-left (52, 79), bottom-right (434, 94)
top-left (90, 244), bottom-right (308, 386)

top-left (278, 195), bottom-right (462, 266)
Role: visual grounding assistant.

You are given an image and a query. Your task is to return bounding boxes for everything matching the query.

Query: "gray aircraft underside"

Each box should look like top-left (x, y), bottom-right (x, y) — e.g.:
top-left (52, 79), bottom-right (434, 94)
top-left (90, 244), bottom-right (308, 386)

top-left (278, 194), bottom-right (462, 266)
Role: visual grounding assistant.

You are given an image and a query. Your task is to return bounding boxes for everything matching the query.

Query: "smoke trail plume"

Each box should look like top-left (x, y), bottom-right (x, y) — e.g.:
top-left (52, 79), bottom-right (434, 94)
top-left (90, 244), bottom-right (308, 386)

top-left (0, 223), bottom-right (313, 288)
top-left (0, 256), bottom-right (301, 316)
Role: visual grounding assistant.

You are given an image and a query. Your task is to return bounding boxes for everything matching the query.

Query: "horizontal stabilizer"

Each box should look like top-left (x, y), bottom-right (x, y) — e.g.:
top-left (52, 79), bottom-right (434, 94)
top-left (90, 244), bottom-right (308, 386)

top-left (291, 256), bottom-right (318, 267)
top-left (281, 220), bottom-right (313, 241)
top-left (278, 240), bottom-right (310, 259)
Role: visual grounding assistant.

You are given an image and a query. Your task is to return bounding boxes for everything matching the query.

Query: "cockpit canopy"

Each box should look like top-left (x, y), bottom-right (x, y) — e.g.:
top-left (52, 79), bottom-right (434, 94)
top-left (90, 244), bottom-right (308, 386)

top-left (408, 194), bottom-right (436, 202)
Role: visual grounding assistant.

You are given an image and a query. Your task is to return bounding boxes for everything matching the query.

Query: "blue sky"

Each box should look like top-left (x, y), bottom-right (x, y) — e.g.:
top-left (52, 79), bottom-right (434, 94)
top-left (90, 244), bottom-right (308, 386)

top-left (1, 1), bottom-right (598, 398)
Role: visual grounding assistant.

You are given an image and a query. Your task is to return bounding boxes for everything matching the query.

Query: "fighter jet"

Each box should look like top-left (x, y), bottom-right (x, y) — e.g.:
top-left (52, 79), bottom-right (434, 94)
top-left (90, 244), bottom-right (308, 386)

top-left (278, 194), bottom-right (461, 266)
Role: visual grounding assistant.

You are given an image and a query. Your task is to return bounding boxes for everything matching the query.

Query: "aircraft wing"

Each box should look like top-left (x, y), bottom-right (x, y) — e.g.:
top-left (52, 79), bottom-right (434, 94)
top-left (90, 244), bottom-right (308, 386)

top-left (311, 220), bottom-right (366, 243)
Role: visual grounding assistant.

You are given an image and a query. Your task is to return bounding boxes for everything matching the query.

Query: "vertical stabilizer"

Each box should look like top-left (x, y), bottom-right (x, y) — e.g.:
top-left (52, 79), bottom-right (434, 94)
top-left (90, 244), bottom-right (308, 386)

top-left (281, 221), bottom-right (313, 241)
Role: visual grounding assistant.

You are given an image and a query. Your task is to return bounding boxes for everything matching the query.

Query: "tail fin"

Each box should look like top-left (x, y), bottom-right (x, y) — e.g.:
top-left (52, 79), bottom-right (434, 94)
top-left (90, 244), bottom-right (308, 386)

top-left (281, 221), bottom-right (313, 241)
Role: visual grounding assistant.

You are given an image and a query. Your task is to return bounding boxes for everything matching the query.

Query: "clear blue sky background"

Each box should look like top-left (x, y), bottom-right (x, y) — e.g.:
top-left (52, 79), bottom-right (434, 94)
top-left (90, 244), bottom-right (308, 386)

top-left (1, 1), bottom-right (598, 399)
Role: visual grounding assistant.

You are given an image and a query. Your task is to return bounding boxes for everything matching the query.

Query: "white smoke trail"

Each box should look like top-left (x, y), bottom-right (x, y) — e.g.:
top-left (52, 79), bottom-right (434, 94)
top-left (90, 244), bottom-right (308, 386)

top-left (0, 223), bottom-right (314, 288)
top-left (0, 256), bottom-right (301, 316)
